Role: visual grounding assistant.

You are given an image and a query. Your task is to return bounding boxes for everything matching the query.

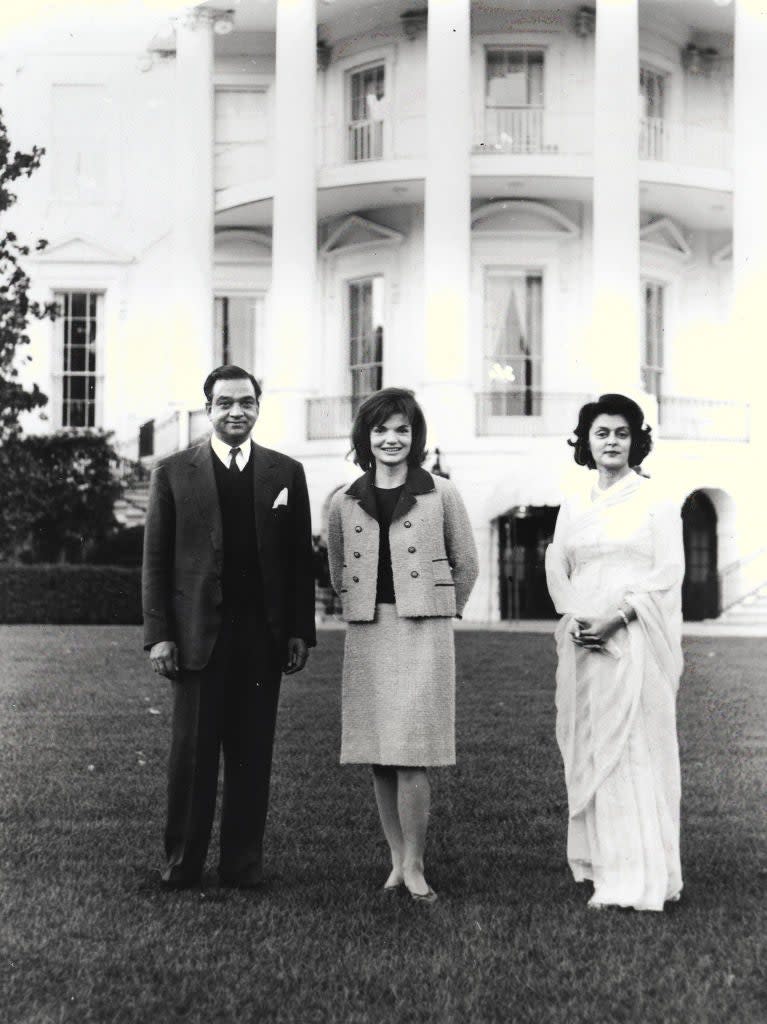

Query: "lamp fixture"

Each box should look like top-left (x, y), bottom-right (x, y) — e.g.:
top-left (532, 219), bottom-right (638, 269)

top-left (213, 12), bottom-right (235, 35)
top-left (681, 42), bottom-right (719, 75)
top-left (574, 6), bottom-right (596, 38)
top-left (316, 38), bottom-right (332, 71)
top-left (400, 9), bottom-right (428, 41)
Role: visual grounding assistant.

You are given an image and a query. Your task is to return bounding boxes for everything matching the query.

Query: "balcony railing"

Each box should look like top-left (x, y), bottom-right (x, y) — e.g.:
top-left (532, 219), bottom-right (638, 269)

top-left (307, 395), bottom-right (369, 440)
top-left (474, 108), bottom-right (593, 157)
top-left (347, 120), bottom-right (384, 162)
top-left (476, 390), bottom-right (589, 437)
top-left (473, 108), bottom-right (731, 169)
top-left (658, 396), bottom-right (749, 442)
top-left (639, 117), bottom-right (731, 170)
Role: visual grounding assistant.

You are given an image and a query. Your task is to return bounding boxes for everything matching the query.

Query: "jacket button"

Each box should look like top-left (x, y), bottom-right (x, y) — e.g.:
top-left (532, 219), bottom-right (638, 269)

top-left (408, 546), bottom-right (416, 554)
top-left (355, 525), bottom-right (362, 533)
top-left (353, 551), bottom-right (361, 558)
top-left (404, 521), bottom-right (412, 528)
top-left (411, 570), bottom-right (419, 579)
top-left (352, 576), bottom-right (359, 583)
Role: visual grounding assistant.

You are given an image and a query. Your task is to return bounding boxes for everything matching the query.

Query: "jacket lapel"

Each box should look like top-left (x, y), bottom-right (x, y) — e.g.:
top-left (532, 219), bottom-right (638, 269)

top-left (345, 470), bottom-right (378, 521)
top-left (345, 465), bottom-right (435, 521)
top-left (393, 465), bottom-right (435, 520)
top-left (250, 441), bottom-right (278, 537)
top-left (189, 443), bottom-right (223, 571)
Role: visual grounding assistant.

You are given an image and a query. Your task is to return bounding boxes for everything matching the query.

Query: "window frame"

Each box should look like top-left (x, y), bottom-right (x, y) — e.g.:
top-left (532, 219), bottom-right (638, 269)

top-left (345, 59), bottom-right (387, 163)
top-left (48, 80), bottom-right (120, 205)
top-left (481, 266), bottom-right (545, 417)
top-left (213, 80), bottom-right (272, 190)
top-left (641, 277), bottom-right (666, 402)
top-left (213, 291), bottom-right (265, 373)
top-left (346, 274), bottom-right (385, 400)
top-left (52, 289), bottom-right (105, 430)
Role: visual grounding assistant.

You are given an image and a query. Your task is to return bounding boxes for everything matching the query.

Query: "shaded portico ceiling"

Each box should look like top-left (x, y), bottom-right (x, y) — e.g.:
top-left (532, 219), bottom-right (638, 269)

top-left (155, 0), bottom-right (734, 48)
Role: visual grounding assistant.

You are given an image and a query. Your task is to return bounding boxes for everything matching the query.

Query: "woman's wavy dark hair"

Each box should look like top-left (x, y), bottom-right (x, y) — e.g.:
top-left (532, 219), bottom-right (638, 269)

top-left (350, 388), bottom-right (428, 473)
top-left (568, 393), bottom-right (653, 468)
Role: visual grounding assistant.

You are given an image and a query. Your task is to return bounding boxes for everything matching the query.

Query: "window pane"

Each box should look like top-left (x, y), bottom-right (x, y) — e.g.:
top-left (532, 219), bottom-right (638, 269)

top-left (71, 293), bottom-right (87, 318)
top-left (58, 290), bottom-right (100, 428)
top-left (487, 49), bottom-right (544, 107)
top-left (348, 277), bottom-right (383, 394)
top-left (483, 271), bottom-right (543, 398)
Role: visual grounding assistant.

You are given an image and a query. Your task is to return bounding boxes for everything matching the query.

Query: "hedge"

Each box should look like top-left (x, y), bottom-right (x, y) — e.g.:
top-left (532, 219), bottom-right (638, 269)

top-left (0, 565), bottom-right (142, 624)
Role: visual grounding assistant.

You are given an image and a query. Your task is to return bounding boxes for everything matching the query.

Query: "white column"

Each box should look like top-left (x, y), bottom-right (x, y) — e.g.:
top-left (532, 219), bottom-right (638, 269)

top-left (590, 0), bottom-right (640, 396)
top-left (264, 0), bottom-right (317, 448)
top-left (733, 3), bottom-right (767, 436)
top-left (171, 7), bottom-right (215, 408)
top-left (422, 0), bottom-right (472, 449)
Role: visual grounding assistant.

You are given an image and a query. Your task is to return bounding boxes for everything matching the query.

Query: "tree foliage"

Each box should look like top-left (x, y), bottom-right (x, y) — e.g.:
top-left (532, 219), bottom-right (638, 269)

top-left (0, 432), bottom-right (123, 563)
top-left (0, 105), bottom-right (57, 440)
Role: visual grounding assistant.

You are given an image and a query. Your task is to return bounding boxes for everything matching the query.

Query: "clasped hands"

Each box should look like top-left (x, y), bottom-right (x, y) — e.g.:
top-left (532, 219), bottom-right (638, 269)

top-left (149, 637), bottom-right (309, 679)
top-left (570, 612), bottom-right (625, 652)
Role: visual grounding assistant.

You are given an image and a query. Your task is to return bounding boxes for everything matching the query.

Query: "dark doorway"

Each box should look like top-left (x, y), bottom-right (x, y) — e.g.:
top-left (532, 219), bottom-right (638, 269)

top-left (682, 491), bottom-right (719, 621)
top-left (498, 505), bottom-right (559, 620)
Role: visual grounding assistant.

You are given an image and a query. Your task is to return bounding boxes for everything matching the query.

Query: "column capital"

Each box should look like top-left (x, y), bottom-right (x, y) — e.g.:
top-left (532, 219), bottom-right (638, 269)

top-left (174, 7), bottom-right (222, 33)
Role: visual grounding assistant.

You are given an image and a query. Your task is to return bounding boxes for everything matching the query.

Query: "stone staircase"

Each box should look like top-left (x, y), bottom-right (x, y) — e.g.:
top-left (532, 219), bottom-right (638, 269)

top-left (114, 482), bottom-right (150, 528)
top-left (713, 584), bottom-right (767, 628)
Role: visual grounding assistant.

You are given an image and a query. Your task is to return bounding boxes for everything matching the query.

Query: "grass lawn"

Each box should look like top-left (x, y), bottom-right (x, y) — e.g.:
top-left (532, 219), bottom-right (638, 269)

top-left (1, 627), bottom-right (765, 1024)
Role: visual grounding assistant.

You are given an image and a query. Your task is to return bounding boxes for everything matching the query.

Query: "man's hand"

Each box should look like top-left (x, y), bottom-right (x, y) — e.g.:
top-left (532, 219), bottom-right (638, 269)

top-left (283, 637), bottom-right (309, 675)
top-left (149, 640), bottom-right (179, 679)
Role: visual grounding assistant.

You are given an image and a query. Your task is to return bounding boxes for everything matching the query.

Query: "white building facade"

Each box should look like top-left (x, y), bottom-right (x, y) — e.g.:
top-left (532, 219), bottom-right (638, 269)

top-left (3, 0), bottom-right (766, 622)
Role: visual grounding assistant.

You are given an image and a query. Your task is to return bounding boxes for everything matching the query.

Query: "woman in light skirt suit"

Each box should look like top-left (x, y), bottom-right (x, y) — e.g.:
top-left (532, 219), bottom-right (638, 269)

top-left (328, 388), bottom-right (478, 902)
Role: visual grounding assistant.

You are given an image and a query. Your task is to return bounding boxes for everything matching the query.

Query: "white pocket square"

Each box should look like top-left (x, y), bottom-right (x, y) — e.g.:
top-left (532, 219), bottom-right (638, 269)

top-left (272, 487), bottom-right (288, 509)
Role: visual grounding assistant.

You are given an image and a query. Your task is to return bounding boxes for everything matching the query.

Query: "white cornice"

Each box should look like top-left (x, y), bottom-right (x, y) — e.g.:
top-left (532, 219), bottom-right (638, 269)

top-left (471, 200), bottom-right (579, 238)
top-left (31, 235), bottom-right (134, 265)
top-left (640, 217), bottom-right (691, 260)
top-left (320, 214), bottom-right (404, 255)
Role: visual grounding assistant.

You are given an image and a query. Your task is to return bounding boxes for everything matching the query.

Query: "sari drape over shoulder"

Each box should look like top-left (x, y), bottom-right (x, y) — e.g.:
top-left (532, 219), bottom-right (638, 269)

top-left (545, 472), bottom-right (684, 911)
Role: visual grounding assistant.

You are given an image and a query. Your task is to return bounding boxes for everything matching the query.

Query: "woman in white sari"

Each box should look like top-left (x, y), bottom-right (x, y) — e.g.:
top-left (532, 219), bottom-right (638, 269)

top-left (545, 394), bottom-right (685, 911)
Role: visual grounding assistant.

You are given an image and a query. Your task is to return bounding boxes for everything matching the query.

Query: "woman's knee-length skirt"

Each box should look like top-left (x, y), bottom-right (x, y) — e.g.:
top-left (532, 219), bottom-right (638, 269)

top-left (340, 603), bottom-right (456, 766)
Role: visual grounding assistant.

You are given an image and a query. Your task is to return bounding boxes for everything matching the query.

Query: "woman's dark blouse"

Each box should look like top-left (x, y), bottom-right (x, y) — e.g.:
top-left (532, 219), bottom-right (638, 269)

top-left (374, 484), bottom-right (404, 604)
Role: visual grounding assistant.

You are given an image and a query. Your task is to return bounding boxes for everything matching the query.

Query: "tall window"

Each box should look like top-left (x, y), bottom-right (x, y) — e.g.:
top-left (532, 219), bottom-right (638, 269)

top-left (347, 63), bottom-right (385, 162)
top-left (639, 67), bottom-right (667, 159)
top-left (485, 49), bottom-right (544, 153)
top-left (214, 88), bottom-right (269, 190)
top-left (642, 279), bottom-right (665, 401)
top-left (51, 85), bottom-right (109, 201)
top-left (348, 277), bottom-right (384, 400)
top-left (483, 270), bottom-right (543, 415)
top-left (55, 291), bottom-right (102, 428)
top-left (214, 295), bottom-right (261, 371)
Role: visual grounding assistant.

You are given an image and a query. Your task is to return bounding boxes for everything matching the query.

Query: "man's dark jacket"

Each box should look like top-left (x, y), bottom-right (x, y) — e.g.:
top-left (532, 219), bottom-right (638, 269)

top-left (142, 439), bottom-right (316, 670)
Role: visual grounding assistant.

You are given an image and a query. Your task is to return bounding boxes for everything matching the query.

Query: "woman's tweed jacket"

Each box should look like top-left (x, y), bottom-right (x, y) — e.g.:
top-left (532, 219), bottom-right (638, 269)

top-left (327, 466), bottom-right (479, 621)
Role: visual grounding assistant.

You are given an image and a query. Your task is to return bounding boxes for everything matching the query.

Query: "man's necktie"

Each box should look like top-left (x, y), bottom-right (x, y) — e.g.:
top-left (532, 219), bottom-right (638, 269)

top-left (228, 446), bottom-right (241, 475)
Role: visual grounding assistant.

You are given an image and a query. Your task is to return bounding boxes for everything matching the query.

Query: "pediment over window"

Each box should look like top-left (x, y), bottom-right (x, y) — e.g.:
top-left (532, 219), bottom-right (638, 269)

top-left (214, 228), bottom-right (272, 264)
top-left (471, 201), bottom-right (579, 238)
top-left (639, 217), bottom-right (691, 260)
top-left (712, 240), bottom-right (732, 266)
top-left (320, 215), bottom-right (404, 255)
top-left (32, 236), bottom-right (134, 264)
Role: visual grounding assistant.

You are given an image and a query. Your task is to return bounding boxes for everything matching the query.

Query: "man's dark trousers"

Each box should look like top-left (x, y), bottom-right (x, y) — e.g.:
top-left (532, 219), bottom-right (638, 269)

top-left (163, 606), bottom-right (282, 886)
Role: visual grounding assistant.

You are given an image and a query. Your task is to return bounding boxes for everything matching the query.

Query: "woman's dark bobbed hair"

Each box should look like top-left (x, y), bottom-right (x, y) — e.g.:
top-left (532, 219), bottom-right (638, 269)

top-left (568, 393), bottom-right (653, 468)
top-left (350, 387), bottom-right (428, 473)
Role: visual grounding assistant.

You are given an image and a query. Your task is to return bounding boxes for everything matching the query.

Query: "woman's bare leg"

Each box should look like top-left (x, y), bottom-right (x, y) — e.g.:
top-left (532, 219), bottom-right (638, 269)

top-left (397, 767), bottom-right (431, 896)
top-left (372, 765), bottom-right (405, 887)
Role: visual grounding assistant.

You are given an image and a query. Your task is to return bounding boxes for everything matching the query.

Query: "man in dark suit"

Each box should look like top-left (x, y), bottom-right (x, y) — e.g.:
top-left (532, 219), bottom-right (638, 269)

top-left (142, 365), bottom-right (316, 890)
